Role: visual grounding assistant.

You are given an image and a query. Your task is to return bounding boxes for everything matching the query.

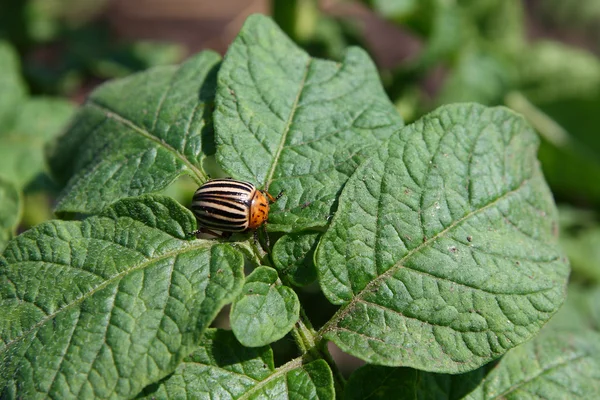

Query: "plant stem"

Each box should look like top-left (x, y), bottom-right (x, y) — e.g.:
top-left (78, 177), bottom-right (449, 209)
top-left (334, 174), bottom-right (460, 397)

top-left (289, 307), bottom-right (346, 396)
top-left (244, 237), bottom-right (346, 394)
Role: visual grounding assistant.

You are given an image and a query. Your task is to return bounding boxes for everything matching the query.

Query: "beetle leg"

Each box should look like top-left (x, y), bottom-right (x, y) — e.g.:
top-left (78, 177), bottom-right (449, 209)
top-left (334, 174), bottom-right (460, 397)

top-left (264, 189), bottom-right (284, 204)
top-left (262, 224), bottom-right (270, 249)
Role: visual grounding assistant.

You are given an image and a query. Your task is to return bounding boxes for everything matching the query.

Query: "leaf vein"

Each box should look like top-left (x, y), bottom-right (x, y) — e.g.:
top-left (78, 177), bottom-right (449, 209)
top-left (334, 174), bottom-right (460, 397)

top-left (87, 102), bottom-right (206, 182)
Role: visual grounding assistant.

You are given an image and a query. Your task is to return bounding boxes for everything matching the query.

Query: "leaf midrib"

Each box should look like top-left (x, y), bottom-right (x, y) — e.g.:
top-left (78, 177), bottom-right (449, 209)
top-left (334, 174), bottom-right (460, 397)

top-left (0, 238), bottom-right (213, 353)
top-left (263, 58), bottom-right (312, 191)
top-left (237, 357), bottom-right (304, 400)
top-left (88, 101), bottom-right (207, 183)
top-left (319, 175), bottom-right (537, 337)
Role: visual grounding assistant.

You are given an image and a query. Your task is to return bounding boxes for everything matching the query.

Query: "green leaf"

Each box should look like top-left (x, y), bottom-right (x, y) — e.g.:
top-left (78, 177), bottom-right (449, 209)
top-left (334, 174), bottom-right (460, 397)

top-left (344, 329), bottom-right (600, 399)
top-left (0, 177), bottom-right (21, 250)
top-left (215, 14), bottom-right (402, 231)
top-left (0, 98), bottom-right (75, 187)
top-left (0, 41), bottom-right (26, 129)
top-left (273, 232), bottom-right (320, 286)
top-left (363, 0), bottom-right (419, 21)
top-left (0, 41), bottom-right (75, 188)
top-left (504, 90), bottom-right (600, 206)
top-left (460, 0), bottom-right (526, 53)
top-left (516, 41), bottom-right (600, 103)
top-left (91, 41), bottom-right (185, 79)
top-left (316, 103), bottom-right (569, 372)
top-left (535, 94), bottom-right (600, 206)
top-left (48, 51), bottom-right (221, 214)
top-left (140, 328), bottom-right (334, 400)
top-left (465, 329), bottom-right (600, 398)
top-left (561, 226), bottom-right (600, 283)
top-left (437, 48), bottom-right (515, 106)
top-left (344, 364), bottom-right (486, 400)
top-left (230, 266), bottom-right (300, 347)
top-left (549, 283), bottom-right (600, 333)
top-left (0, 195), bottom-right (244, 399)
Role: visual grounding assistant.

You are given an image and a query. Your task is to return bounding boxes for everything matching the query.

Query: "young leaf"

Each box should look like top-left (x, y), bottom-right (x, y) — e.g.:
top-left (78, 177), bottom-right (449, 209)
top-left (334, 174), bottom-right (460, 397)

top-left (272, 232), bottom-right (320, 286)
top-left (230, 266), bottom-right (300, 347)
top-left (0, 195), bottom-right (244, 399)
top-left (215, 14), bottom-right (403, 231)
top-left (140, 329), bottom-right (335, 400)
top-left (0, 177), bottom-right (21, 250)
top-left (316, 103), bottom-right (569, 372)
top-left (48, 51), bottom-right (221, 214)
top-left (344, 329), bottom-right (600, 399)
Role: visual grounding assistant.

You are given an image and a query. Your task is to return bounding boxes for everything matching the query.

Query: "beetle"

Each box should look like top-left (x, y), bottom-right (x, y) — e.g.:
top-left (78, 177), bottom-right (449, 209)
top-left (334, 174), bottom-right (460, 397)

top-left (189, 178), bottom-right (283, 242)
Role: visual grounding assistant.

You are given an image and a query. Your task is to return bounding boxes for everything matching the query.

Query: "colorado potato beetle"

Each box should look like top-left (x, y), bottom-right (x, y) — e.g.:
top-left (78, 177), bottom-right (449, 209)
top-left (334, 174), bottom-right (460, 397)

top-left (189, 178), bottom-right (283, 240)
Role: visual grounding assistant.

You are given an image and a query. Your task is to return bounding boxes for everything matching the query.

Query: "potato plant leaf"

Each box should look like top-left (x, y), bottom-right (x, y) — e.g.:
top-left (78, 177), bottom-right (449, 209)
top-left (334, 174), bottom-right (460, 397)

top-left (344, 329), bottom-right (600, 399)
top-left (230, 266), bottom-right (300, 347)
top-left (215, 14), bottom-right (403, 231)
top-left (48, 51), bottom-right (220, 214)
top-left (140, 329), bottom-right (334, 400)
top-left (316, 103), bottom-right (569, 372)
top-left (0, 195), bottom-right (244, 399)
top-left (0, 177), bottom-right (21, 250)
top-left (272, 232), bottom-right (320, 286)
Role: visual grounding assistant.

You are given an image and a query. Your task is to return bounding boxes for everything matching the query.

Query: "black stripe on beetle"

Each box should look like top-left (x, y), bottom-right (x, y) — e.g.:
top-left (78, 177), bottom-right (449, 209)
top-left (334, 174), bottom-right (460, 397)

top-left (189, 178), bottom-right (284, 241)
top-left (192, 204), bottom-right (247, 222)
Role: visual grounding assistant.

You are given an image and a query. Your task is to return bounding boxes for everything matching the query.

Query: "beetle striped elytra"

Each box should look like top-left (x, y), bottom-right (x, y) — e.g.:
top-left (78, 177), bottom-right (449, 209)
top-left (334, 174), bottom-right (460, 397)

top-left (189, 178), bottom-right (283, 240)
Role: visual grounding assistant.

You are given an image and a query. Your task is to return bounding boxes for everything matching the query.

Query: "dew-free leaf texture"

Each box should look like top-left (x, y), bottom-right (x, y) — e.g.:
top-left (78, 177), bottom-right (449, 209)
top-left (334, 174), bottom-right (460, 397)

top-left (272, 232), bottom-right (320, 286)
top-left (215, 14), bottom-right (403, 231)
top-left (317, 103), bottom-right (569, 372)
top-left (48, 51), bottom-right (220, 214)
top-left (231, 266), bottom-right (300, 347)
top-left (344, 329), bottom-right (600, 399)
top-left (0, 195), bottom-right (244, 399)
top-left (140, 329), bottom-right (334, 400)
top-left (0, 177), bottom-right (21, 250)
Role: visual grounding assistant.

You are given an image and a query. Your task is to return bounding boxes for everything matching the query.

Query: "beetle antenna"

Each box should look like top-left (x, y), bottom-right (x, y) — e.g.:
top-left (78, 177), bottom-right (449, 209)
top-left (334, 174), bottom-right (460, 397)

top-left (274, 190), bottom-right (284, 201)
